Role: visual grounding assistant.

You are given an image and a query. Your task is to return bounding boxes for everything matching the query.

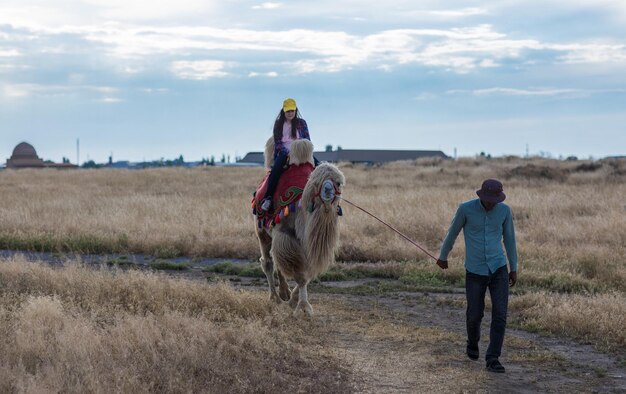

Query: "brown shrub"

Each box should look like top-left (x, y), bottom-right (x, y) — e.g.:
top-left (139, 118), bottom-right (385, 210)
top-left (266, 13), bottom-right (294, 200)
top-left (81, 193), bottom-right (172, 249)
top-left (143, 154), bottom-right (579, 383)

top-left (574, 163), bottom-right (602, 172)
top-left (505, 164), bottom-right (569, 182)
top-left (603, 159), bottom-right (626, 176)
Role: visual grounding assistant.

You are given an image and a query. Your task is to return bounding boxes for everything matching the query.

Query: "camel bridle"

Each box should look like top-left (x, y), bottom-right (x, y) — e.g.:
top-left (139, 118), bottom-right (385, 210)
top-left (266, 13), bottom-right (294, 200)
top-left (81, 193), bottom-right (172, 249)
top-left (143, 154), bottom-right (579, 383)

top-left (314, 177), bottom-right (342, 206)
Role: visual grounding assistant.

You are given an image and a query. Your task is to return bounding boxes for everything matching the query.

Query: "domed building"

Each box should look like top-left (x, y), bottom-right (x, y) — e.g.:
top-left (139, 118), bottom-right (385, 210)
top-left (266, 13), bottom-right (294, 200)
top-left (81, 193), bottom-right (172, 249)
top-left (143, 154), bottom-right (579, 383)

top-left (6, 142), bottom-right (45, 168)
top-left (5, 142), bottom-right (78, 169)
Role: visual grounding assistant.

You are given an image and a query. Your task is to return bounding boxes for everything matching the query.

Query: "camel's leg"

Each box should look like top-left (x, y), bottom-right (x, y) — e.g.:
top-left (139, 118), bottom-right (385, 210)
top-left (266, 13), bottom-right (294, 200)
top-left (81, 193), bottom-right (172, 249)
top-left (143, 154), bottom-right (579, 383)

top-left (271, 226), bottom-right (305, 304)
top-left (277, 270), bottom-right (291, 301)
top-left (293, 277), bottom-right (313, 318)
top-left (288, 284), bottom-right (300, 309)
top-left (261, 256), bottom-right (282, 303)
top-left (257, 229), bottom-right (281, 303)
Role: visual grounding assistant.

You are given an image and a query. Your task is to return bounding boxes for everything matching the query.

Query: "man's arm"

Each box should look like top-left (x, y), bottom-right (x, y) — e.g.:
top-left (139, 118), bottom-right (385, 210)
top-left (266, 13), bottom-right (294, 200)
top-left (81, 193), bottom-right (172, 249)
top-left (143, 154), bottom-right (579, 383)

top-left (503, 206), bottom-right (518, 286)
top-left (437, 205), bottom-right (465, 269)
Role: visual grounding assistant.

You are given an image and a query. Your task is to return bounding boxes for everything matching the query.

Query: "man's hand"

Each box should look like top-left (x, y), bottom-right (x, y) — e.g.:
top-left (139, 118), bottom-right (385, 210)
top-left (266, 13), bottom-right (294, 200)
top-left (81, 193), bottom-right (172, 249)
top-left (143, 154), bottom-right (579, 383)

top-left (509, 271), bottom-right (517, 287)
top-left (436, 259), bottom-right (448, 270)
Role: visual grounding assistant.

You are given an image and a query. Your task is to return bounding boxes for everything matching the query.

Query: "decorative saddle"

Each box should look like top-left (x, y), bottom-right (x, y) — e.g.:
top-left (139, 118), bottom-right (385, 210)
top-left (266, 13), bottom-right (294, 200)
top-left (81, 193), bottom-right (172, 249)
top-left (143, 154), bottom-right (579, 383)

top-left (252, 161), bottom-right (315, 229)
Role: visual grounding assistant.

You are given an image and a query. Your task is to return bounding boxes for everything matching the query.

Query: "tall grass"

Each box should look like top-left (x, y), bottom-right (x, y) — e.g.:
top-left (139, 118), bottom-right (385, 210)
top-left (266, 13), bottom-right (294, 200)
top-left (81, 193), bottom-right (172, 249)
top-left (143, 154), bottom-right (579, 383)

top-left (0, 158), bottom-right (625, 375)
top-left (0, 167), bottom-right (255, 258)
top-left (0, 257), bottom-right (350, 392)
top-left (510, 292), bottom-right (626, 354)
top-left (0, 158), bottom-right (624, 293)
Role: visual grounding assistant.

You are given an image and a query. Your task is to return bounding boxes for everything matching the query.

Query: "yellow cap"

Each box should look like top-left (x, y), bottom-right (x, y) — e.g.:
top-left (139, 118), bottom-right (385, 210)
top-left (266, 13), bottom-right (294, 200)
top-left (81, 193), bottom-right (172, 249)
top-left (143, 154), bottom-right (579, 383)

top-left (283, 98), bottom-right (297, 112)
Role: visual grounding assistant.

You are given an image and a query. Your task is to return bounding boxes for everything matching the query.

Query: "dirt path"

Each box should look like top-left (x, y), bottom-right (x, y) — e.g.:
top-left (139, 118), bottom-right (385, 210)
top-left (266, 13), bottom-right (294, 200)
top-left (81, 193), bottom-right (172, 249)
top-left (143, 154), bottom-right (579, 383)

top-left (212, 272), bottom-right (625, 392)
top-left (313, 289), bottom-right (626, 393)
top-left (121, 266), bottom-right (626, 393)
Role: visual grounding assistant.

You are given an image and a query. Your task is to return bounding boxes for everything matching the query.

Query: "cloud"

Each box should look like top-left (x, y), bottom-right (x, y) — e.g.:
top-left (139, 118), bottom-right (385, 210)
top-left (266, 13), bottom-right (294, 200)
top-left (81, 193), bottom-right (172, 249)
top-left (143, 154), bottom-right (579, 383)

top-left (85, 0), bottom-right (215, 21)
top-left (447, 87), bottom-right (626, 98)
top-left (400, 7), bottom-right (489, 20)
top-left (82, 25), bottom-right (626, 73)
top-left (0, 64), bottom-right (16, 72)
top-left (413, 92), bottom-right (438, 101)
top-left (170, 60), bottom-right (228, 80)
top-left (91, 86), bottom-right (119, 94)
top-left (479, 58), bottom-right (499, 67)
top-left (100, 97), bottom-right (123, 103)
top-left (252, 2), bottom-right (282, 10)
top-left (0, 6), bottom-right (625, 78)
top-left (473, 87), bottom-right (583, 97)
top-left (555, 42), bottom-right (626, 64)
top-left (545, 0), bottom-right (626, 23)
top-left (248, 71), bottom-right (278, 77)
top-left (0, 0), bottom-right (217, 27)
top-left (140, 87), bottom-right (169, 93)
top-left (1, 84), bottom-right (32, 98)
top-left (293, 58), bottom-right (356, 74)
top-left (428, 7), bottom-right (488, 17)
top-left (0, 83), bottom-right (121, 99)
top-left (0, 48), bottom-right (21, 57)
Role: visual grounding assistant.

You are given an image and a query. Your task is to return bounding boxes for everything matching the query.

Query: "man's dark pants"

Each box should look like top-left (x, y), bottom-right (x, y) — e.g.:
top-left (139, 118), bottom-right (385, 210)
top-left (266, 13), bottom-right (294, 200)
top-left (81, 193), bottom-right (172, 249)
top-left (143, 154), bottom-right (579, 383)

top-left (465, 265), bottom-right (509, 361)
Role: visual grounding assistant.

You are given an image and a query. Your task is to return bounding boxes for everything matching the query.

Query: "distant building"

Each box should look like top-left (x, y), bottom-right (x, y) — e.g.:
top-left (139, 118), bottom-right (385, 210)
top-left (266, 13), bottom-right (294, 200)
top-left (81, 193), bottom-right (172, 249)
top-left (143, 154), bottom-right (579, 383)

top-left (6, 142), bottom-right (78, 169)
top-left (238, 149), bottom-right (448, 166)
top-left (105, 160), bottom-right (132, 169)
top-left (6, 142), bottom-right (45, 168)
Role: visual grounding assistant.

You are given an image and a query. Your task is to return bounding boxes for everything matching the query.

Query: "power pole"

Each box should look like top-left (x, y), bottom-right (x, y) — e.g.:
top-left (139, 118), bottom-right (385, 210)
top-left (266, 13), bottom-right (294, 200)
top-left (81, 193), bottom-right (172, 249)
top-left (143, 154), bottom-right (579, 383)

top-left (525, 143), bottom-right (529, 158)
top-left (76, 138), bottom-right (80, 166)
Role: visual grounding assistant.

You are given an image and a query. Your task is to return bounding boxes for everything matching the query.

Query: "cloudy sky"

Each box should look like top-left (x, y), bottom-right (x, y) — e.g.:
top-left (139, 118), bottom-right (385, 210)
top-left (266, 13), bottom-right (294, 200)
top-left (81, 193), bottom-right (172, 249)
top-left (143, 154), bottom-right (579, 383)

top-left (1, 0), bottom-right (625, 163)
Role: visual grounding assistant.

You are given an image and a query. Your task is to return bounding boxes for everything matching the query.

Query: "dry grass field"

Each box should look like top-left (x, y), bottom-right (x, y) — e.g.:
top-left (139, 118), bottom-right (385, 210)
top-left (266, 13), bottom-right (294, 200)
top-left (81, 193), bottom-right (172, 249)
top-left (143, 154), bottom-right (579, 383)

top-left (0, 257), bottom-right (621, 393)
top-left (0, 157), bottom-right (624, 293)
top-left (0, 257), bottom-right (350, 392)
top-left (0, 157), bottom-right (625, 390)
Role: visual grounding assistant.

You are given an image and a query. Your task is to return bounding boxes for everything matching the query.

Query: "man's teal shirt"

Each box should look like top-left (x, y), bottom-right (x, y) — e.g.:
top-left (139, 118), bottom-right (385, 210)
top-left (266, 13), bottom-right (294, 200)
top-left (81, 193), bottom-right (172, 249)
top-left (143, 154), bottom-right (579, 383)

top-left (439, 199), bottom-right (518, 275)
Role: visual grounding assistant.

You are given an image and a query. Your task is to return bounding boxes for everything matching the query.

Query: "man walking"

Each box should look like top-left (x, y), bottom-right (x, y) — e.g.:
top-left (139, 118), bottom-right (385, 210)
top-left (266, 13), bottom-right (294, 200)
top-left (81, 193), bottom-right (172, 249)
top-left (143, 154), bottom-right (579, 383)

top-left (436, 179), bottom-right (518, 373)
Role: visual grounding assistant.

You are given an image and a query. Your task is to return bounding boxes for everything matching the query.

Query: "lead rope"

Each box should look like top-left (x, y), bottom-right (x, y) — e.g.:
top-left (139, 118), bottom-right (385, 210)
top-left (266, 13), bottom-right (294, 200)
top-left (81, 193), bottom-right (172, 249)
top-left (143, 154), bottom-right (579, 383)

top-left (339, 197), bottom-right (438, 262)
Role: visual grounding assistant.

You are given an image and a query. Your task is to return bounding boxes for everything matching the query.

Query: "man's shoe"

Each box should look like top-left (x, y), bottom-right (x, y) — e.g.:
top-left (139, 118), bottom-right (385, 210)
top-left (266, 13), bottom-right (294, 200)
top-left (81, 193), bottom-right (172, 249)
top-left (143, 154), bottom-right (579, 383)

top-left (486, 359), bottom-right (505, 373)
top-left (466, 345), bottom-right (479, 361)
top-left (261, 198), bottom-right (272, 212)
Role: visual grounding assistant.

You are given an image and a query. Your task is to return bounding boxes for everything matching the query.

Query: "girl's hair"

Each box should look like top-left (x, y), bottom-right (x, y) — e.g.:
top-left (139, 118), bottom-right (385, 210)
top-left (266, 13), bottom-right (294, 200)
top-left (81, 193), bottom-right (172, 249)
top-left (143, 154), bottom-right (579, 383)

top-left (273, 108), bottom-right (302, 141)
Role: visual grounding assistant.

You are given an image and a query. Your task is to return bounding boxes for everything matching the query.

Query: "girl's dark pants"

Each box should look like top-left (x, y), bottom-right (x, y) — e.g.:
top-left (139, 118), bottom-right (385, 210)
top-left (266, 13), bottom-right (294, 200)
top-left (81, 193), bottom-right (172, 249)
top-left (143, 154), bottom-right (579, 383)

top-left (465, 265), bottom-right (509, 362)
top-left (263, 152), bottom-right (289, 201)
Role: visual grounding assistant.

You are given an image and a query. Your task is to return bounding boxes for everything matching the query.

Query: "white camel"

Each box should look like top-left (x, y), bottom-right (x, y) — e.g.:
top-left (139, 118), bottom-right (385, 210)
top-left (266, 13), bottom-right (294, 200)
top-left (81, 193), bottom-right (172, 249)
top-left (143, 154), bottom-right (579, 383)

top-left (253, 138), bottom-right (345, 317)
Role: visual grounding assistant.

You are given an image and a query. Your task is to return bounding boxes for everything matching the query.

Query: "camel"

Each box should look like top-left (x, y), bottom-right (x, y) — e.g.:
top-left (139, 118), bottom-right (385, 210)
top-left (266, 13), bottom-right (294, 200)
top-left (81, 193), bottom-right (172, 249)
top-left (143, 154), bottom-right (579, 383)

top-left (253, 138), bottom-right (345, 317)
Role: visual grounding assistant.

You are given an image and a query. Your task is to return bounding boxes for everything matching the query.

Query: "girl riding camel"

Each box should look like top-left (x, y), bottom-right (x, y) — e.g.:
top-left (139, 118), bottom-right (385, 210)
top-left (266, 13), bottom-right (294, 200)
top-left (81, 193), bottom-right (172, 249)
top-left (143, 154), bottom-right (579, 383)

top-left (260, 98), bottom-right (319, 211)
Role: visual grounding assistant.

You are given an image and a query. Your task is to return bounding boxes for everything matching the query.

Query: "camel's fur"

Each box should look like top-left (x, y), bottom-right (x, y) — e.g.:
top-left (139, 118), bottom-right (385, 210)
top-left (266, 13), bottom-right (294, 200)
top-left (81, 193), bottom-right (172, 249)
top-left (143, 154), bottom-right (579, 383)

top-left (288, 139), bottom-right (315, 166)
top-left (263, 137), bottom-right (314, 169)
top-left (254, 139), bottom-right (344, 317)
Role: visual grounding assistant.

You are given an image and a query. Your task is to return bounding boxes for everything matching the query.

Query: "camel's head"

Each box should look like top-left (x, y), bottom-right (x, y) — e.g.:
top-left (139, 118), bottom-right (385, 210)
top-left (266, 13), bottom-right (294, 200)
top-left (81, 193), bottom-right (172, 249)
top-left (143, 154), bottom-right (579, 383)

top-left (320, 179), bottom-right (337, 203)
top-left (304, 162), bottom-right (345, 212)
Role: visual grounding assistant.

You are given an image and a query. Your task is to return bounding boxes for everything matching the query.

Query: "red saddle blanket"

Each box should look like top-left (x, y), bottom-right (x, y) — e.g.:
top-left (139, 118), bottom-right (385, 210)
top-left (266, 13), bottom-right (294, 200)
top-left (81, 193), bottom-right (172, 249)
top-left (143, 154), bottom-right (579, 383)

top-left (252, 162), bottom-right (314, 228)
